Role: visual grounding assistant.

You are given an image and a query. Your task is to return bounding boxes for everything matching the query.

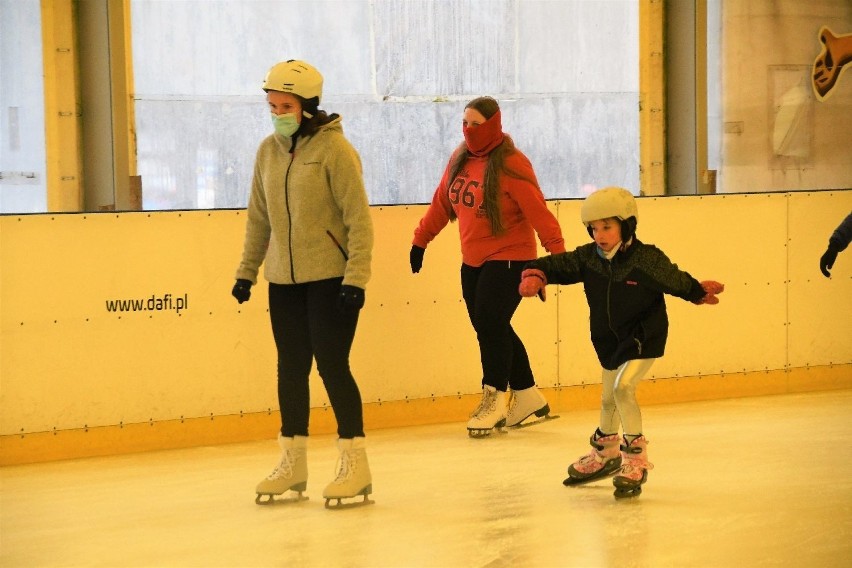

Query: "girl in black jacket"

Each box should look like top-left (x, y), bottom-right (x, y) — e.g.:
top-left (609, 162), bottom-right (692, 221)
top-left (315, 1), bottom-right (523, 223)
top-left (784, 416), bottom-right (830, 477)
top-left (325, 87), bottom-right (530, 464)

top-left (519, 187), bottom-right (724, 498)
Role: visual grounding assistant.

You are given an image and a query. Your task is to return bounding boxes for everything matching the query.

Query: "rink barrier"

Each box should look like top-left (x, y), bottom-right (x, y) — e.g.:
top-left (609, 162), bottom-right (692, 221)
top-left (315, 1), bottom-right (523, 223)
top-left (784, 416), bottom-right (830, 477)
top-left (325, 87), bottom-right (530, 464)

top-left (1, 365), bottom-right (848, 466)
top-left (2, 192), bottom-right (851, 465)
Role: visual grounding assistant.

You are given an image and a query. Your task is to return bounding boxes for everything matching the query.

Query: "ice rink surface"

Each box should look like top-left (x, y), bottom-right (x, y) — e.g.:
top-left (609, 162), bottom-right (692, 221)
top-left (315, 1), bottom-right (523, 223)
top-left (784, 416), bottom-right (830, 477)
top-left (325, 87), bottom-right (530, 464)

top-left (2, 389), bottom-right (851, 567)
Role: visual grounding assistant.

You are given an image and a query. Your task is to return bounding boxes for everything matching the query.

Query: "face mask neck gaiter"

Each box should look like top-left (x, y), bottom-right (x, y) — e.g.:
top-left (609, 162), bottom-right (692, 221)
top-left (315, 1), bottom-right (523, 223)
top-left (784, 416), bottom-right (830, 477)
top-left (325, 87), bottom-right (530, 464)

top-left (463, 110), bottom-right (505, 157)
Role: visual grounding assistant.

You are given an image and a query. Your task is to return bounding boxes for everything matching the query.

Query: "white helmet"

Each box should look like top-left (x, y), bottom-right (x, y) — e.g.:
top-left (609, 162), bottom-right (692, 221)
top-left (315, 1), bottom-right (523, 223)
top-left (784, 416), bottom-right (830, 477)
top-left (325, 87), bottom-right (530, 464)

top-left (262, 60), bottom-right (323, 103)
top-left (580, 187), bottom-right (638, 224)
top-left (580, 187), bottom-right (638, 241)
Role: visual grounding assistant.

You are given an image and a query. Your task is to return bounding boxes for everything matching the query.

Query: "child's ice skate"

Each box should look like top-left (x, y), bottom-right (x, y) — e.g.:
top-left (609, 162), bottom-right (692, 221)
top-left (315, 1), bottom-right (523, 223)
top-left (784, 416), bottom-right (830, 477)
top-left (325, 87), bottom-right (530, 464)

top-left (323, 437), bottom-right (374, 509)
top-left (613, 435), bottom-right (653, 499)
top-left (562, 429), bottom-right (622, 486)
top-left (506, 386), bottom-right (558, 428)
top-left (467, 385), bottom-right (508, 438)
top-left (255, 434), bottom-right (309, 505)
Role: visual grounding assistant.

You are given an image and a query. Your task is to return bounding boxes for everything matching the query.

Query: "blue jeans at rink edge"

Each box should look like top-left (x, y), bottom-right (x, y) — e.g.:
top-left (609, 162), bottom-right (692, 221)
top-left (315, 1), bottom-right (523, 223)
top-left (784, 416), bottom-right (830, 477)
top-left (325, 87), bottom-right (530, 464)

top-left (460, 260), bottom-right (536, 392)
top-left (268, 278), bottom-right (365, 439)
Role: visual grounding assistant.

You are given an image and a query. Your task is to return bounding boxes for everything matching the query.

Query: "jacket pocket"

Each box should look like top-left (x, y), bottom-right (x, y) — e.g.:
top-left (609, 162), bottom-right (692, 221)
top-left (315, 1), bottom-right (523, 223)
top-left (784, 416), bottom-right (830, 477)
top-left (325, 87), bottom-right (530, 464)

top-left (325, 230), bottom-right (348, 261)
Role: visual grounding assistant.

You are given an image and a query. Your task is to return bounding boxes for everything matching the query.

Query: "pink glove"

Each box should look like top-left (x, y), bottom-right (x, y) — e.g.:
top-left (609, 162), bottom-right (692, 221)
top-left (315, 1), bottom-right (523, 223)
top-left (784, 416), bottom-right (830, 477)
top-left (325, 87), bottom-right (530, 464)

top-left (701, 281), bottom-right (724, 295)
top-left (693, 280), bottom-right (724, 305)
top-left (519, 269), bottom-right (547, 301)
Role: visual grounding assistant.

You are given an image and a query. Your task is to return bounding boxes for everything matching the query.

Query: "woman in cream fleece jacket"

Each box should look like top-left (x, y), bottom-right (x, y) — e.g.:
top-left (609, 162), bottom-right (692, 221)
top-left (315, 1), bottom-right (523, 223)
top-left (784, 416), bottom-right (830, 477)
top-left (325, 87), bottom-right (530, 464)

top-left (233, 60), bottom-right (374, 508)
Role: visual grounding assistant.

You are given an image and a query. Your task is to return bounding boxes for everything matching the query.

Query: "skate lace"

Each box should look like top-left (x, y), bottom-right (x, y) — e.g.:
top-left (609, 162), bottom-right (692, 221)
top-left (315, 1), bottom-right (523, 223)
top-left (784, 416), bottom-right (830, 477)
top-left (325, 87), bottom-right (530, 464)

top-left (470, 389), bottom-right (498, 419)
top-left (331, 451), bottom-right (356, 484)
top-left (620, 455), bottom-right (654, 475)
top-left (507, 393), bottom-right (519, 415)
top-left (267, 450), bottom-right (295, 480)
top-left (577, 450), bottom-right (603, 466)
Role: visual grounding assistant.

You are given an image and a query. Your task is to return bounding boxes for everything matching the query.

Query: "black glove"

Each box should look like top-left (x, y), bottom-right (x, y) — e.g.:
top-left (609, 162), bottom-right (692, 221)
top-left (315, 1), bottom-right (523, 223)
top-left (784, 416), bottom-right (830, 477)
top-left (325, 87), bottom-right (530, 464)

top-left (231, 279), bottom-right (252, 303)
top-left (338, 285), bottom-right (365, 312)
top-left (410, 245), bottom-right (425, 273)
top-left (820, 245), bottom-right (839, 277)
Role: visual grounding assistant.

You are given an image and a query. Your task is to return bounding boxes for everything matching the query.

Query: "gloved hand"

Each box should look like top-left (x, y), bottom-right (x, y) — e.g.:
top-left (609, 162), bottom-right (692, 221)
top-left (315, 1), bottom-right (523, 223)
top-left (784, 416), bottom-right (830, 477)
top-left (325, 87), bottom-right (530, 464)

top-left (519, 268), bottom-right (547, 302)
top-left (231, 279), bottom-right (252, 303)
top-left (693, 280), bottom-right (724, 305)
top-left (338, 285), bottom-right (365, 312)
top-left (820, 245), bottom-right (839, 277)
top-left (410, 245), bottom-right (425, 273)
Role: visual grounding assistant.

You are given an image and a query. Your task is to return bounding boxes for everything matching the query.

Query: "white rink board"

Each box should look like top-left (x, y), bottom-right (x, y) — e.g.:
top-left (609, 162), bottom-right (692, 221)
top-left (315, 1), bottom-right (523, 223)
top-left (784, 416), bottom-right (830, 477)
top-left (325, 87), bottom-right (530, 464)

top-left (1, 191), bottom-right (850, 434)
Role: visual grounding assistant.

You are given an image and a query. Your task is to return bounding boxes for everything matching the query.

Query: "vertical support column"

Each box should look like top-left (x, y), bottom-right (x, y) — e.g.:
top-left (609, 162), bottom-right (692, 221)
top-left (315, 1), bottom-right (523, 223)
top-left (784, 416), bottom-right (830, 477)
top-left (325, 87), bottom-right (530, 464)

top-left (108, 0), bottom-right (139, 210)
top-left (122, 0), bottom-right (141, 209)
top-left (665, 0), bottom-right (711, 195)
top-left (41, 0), bottom-right (83, 212)
top-left (694, 0), bottom-right (712, 194)
top-left (77, 0), bottom-right (138, 211)
top-left (639, 0), bottom-right (666, 196)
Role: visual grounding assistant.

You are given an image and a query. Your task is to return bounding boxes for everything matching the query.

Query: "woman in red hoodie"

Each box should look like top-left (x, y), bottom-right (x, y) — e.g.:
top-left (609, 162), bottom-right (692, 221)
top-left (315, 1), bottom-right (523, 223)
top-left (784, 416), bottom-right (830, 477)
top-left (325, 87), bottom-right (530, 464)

top-left (411, 96), bottom-right (566, 437)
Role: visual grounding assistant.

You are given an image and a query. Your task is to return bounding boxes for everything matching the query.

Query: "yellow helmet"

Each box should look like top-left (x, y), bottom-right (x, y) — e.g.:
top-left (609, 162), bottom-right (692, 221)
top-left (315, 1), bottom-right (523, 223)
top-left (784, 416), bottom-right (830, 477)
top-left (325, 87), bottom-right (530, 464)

top-left (262, 60), bottom-right (323, 103)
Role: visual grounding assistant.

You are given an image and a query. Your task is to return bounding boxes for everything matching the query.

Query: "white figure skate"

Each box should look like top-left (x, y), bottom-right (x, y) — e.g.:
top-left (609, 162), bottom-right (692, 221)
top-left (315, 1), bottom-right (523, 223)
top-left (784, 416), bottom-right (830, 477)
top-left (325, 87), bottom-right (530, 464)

top-left (506, 386), bottom-right (558, 428)
top-left (323, 437), bottom-right (374, 509)
top-left (467, 385), bottom-right (508, 438)
top-left (255, 434), bottom-right (309, 505)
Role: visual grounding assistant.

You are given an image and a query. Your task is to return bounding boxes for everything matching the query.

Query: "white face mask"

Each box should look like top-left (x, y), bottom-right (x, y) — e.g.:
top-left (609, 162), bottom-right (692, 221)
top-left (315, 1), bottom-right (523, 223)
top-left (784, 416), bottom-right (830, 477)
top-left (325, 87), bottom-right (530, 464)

top-left (597, 241), bottom-right (623, 260)
top-left (271, 113), bottom-right (299, 137)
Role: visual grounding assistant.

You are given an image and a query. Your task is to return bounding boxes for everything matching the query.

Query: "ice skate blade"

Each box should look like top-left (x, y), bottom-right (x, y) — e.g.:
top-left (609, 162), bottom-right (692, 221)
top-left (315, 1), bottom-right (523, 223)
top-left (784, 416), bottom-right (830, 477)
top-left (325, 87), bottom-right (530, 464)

top-left (324, 491), bottom-right (374, 510)
top-left (562, 459), bottom-right (622, 486)
top-left (467, 426), bottom-right (507, 438)
top-left (467, 417), bottom-right (507, 438)
top-left (508, 414), bottom-right (560, 430)
top-left (255, 491), bottom-right (309, 505)
top-left (613, 486), bottom-right (643, 499)
top-left (562, 471), bottom-right (620, 487)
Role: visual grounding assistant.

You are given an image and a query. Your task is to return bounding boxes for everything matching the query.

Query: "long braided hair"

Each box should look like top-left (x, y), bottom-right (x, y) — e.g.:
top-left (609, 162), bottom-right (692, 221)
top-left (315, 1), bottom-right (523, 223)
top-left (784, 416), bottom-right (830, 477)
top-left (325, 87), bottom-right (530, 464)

top-left (446, 97), bottom-right (537, 236)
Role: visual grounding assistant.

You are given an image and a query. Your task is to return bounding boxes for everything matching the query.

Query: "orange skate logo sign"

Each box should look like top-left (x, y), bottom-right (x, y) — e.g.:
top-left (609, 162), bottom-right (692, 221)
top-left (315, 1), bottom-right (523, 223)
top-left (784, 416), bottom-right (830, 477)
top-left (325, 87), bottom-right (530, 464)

top-left (812, 26), bottom-right (852, 102)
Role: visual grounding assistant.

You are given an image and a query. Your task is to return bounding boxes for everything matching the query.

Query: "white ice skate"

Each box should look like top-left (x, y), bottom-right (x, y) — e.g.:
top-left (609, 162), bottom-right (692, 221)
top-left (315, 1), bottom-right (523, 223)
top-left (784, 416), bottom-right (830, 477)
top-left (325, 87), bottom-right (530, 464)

top-left (467, 385), bottom-right (508, 438)
top-left (255, 434), bottom-right (309, 505)
top-left (323, 437), bottom-right (374, 509)
top-left (506, 386), bottom-right (558, 428)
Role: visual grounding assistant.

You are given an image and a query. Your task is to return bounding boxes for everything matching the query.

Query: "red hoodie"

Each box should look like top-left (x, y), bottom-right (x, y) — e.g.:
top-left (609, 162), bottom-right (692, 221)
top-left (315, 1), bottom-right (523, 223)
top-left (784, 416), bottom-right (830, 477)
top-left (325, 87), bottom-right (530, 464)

top-left (413, 148), bottom-right (565, 267)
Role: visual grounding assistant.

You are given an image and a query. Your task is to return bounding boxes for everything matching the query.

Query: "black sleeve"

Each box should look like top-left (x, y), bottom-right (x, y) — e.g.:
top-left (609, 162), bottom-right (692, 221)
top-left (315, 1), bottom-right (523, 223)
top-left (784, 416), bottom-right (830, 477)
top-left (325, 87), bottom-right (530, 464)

top-left (829, 211), bottom-right (852, 252)
top-left (525, 247), bottom-right (586, 285)
top-left (635, 245), bottom-right (706, 303)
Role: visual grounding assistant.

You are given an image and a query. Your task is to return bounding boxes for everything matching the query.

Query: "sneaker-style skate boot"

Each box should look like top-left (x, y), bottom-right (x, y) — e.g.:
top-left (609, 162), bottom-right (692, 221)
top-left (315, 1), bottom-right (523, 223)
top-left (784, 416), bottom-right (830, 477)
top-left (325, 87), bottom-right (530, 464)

top-left (323, 437), bottom-right (374, 509)
top-left (562, 429), bottom-right (622, 486)
top-left (467, 385), bottom-right (508, 438)
top-left (255, 434), bottom-right (308, 504)
top-left (613, 435), bottom-right (654, 499)
top-left (506, 386), bottom-right (556, 428)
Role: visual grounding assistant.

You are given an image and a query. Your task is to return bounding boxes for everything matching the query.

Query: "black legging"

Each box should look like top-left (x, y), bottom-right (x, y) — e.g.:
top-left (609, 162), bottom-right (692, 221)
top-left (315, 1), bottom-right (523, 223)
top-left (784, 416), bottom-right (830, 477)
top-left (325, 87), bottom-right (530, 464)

top-left (460, 260), bottom-right (535, 392)
top-left (268, 278), bottom-right (364, 438)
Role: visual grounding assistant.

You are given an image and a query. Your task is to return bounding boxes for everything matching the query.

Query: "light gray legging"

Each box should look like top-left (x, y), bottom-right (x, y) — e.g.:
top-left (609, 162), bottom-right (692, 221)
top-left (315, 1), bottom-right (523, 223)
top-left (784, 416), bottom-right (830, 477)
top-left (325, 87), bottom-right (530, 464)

top-left (599, 358), bottom-right (656, 436)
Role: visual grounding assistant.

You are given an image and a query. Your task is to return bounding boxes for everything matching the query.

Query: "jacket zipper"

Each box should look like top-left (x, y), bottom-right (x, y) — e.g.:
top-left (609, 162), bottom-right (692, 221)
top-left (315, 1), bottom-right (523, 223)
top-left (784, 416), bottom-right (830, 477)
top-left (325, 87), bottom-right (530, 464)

top-left (284, 150), bottom-right (296, 283)
top-left (606, 261), bottom-right (618, 342)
